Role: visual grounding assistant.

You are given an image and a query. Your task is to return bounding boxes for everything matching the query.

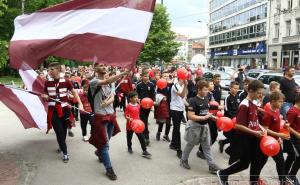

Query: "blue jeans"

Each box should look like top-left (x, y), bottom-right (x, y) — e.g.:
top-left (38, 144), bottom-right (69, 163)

top-left (280, 102), bottom-right (293, 120)
top-left (100, 121), bottom-right (114, 170)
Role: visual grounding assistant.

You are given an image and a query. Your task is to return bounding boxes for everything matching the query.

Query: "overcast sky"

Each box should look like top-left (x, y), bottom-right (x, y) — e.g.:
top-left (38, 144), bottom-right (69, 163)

top-left (156, 0), bottom-right (210, 38)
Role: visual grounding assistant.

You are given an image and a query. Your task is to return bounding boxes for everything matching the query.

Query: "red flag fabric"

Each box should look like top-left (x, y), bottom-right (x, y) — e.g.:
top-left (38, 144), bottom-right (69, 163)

top-left (0, 85), bottom-right (47, 130)
top-left (9, 0), bottom-right (156, 70)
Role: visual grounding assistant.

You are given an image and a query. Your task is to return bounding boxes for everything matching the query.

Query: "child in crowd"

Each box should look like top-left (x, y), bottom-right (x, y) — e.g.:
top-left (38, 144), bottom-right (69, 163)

top-left (286, 93), bottom-right (300, 184)
top-left (219, 81), bottom-right (240, 161)
top-left (217, 80), bottom-right (267, 185)
top-left (124, 91), bottom-right (151, 158)
top-left (79, 82), bottom-right (93, 142)
top-left (261, 91), bottom-right (289, 185)
top-left (238, 79), bottom-right (250, 101)
top-left (262, 81), bottom-right (281, 106)
top-left (181, 80), bottom-right (220, 174)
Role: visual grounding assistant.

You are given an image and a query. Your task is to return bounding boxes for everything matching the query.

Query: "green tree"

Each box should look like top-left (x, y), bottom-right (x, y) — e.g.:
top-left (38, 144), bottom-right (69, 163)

top-left (0, 0), bottom-right (7, 16)
top-left (138, 4), bottom-right (180, 65)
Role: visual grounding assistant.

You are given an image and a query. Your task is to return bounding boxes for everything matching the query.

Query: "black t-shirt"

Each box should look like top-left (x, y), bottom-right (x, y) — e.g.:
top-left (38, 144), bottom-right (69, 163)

top-left (224, 93), bottom-right (240, 118)
top-left (188, 96), bottom-right (210, 125)
top-left (187, 80), bottom-right (196, 99)
top-left (212, 84), bottom-right (222, 103)
top-left (136, 81), bottom-right (155, 100)
top-left (280, 77), bottom-right (298, 103)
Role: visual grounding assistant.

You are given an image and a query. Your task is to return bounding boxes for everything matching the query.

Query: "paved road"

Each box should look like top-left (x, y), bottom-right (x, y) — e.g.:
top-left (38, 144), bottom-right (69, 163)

top-left (0, 102), bottom-right (292, 185)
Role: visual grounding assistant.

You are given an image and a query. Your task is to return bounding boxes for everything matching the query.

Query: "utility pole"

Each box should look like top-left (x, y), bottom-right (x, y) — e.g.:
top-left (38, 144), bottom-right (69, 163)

top-left (21, 0), bottom-right (25, 14)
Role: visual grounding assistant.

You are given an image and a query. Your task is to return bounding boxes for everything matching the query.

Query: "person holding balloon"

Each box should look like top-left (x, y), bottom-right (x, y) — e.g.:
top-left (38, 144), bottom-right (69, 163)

top-left (124, 91), bottom-right (152, 158)
top-left (217, 80), bottom-right (268, 185)
top-left (155, 72), bottom-right (172, 142)
top-left (260, 91), bottom-right (290, 185)
top-left (180, 80), bottom-right (221, 174)
top-left (136, 69), bottom-right (156, 146)
top-left (286, 93), bottom-right (300, 184)
top-left (219, 81), bottom-right (240, 162)
top-left (170, 68), bottom-right (188, 159)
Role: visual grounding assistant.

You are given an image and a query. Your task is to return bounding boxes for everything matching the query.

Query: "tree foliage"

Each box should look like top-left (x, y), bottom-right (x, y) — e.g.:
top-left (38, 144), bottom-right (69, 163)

top-left (138, 4), bottom-right (180, 65)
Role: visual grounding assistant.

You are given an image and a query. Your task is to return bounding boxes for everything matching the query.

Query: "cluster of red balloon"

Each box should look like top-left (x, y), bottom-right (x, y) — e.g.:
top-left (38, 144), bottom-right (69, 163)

top-left (130, 98), bottom-right (155, 134)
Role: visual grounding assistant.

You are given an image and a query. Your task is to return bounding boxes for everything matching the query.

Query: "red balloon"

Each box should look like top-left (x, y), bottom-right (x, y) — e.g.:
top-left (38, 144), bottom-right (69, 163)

top-left (131, 119), bottom-right (145, 133)
top-left (149, 70), bottom-right (155, 79)
top-left (260, 136), bottom-right (280, 157)
top-left (157, 79), bottom-right (168, 89)
top-left (216, 117), bottom-right (234, 132)
top-left (216, 111), bottom-right (223, 118)
top-left (177, 68), bottom-right (188, 80)
top-left (141, 98), bottom-right (154, 109)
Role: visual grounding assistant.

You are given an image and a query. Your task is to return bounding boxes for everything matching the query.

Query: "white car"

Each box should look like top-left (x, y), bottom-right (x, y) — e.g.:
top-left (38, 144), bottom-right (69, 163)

top-left (217, 66), bottom-right (235, 76)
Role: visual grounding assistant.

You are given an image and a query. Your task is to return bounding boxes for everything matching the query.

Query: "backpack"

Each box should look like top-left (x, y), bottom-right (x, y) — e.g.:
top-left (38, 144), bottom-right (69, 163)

top-left (87, 85), bottom-right (102, 112)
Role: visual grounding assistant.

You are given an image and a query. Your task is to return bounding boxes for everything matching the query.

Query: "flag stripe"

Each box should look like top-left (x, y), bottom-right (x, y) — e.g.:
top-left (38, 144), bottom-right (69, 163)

top-left (10, 89), bottom-right (47, 130)
top-left (10, 33), bottom-right (143, 69)
top-left (38, 0), bottom-right (156, 13)
top-left (0, 86), bottom-right (39, 129)
top-left (12, 8), bottom-right (153, 43)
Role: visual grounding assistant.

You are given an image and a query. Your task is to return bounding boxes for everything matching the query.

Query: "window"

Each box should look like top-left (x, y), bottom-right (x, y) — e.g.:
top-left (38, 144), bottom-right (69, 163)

top-left (247, 73), bottom-right (260, 78)
top-left (286, 21), bottom-right (291, 36)
top-left (297, 19), bottom-right (300, 35)
top-left (275, 23), bottom-right (280, 38)
top-left (258, 75), bottom-right (270, 85)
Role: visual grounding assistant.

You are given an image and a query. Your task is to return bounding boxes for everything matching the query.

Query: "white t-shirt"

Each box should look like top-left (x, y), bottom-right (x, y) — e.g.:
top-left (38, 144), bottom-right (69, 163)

top-left (170, 82), bottom-right (185, 111)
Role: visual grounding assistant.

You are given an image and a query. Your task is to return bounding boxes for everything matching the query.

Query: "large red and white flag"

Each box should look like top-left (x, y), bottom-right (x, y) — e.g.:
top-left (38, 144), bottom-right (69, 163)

top-left (9, 0), bottom-right (156, 70)
top-left (0, 85), bottom-right (47, 130)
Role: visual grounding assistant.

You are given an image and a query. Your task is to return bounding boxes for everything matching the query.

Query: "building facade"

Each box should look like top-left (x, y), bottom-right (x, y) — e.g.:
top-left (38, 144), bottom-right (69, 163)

top-left (268, 0), bottom-right (300, 69)
top-left (175, 34), bottom-right (188, 62)
top-left (208, 0), bottom-right (268, 68)
top-left (187, 37), bottom-right (206, 61)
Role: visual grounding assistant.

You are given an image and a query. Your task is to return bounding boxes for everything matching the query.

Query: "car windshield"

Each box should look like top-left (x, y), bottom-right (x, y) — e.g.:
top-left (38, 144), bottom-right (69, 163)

top-left (213, 72), bottom-right (231, 80)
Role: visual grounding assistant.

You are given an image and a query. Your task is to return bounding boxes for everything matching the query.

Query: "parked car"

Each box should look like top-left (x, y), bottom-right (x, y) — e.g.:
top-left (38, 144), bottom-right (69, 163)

top-left (202, 70), bottom-right (231, 100)
top-left (217, 66), bottom-right (235, 76)
top-left (246, 69), bottom-right (272, 81)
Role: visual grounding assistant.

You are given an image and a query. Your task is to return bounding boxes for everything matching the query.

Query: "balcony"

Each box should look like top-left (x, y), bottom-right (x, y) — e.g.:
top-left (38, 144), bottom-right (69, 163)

top-left (272, 38), bottom-right (279, 43)
top-left (282, 35), bottom-right (300, 43)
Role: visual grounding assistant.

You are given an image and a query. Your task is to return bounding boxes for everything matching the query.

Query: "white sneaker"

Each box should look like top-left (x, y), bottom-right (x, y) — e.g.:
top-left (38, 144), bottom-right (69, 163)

top-left (83, 136), bottom-right (89, 142)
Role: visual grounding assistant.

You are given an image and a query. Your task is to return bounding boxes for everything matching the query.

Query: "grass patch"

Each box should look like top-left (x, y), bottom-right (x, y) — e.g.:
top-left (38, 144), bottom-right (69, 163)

top-left (0, 76), bottom-right (23, 87)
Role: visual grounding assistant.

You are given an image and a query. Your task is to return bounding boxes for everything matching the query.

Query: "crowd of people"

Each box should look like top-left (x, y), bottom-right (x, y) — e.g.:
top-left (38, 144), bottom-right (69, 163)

top-left (38, 62), bottom-right (300, 184)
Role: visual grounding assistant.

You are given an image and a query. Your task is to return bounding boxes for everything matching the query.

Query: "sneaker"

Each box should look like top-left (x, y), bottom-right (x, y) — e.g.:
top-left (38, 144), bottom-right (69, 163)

top-left (156, 132), bottom-right (160, 141)
top-left (82, 136), bottom-right (89, 142)
top-left (287, 176), bottom-right (300, 185)
top-left (209, 164), bottom-right (221, 174)
top-left (219, 140), bottom-right (224, 153)
top-left (128, 148), bottom-right (133, 154)
top-left (169, 144), bottom-right (178, 151)
top-left (180, 160), bottom-right (191, 169)
top-left (68, 130), bottom-right (74, 137)
top-left (216, 170), bottom-right (228, 185)
top-left (196, 150), bottom-right (206, 160)
top-left (163, 135), bottom-right (170, 142)
top-left (176, 150), bottom-right (182, 159)
top-left (106, 168), bottom-right (117, 181)
top-left (56, 148), bottom-right (61, 153)
top-left (142, 150), bottom-right (152, 159)
top-left (62, 154), bottom-right (69, 163)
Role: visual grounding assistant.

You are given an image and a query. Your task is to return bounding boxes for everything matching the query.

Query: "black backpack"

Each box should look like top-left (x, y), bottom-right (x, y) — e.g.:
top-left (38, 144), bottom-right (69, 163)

top-left (87, 85), bottom-right (102, 112)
